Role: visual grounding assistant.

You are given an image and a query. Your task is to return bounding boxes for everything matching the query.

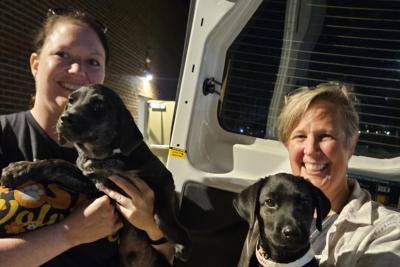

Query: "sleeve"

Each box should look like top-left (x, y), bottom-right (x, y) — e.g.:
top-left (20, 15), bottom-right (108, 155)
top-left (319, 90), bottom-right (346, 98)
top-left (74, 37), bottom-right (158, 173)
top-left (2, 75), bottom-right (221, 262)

top-left (0, 119), bottom-right (6, 171)
top-left (355, 215), bottom-right (400, 267)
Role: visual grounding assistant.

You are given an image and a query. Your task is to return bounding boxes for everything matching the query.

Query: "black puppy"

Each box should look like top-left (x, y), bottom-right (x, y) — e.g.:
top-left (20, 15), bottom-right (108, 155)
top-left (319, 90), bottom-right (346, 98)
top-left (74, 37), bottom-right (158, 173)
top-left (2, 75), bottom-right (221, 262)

top-left (0, 84), bottom-right (190, 267)
top-left (233, 173), bottom-right (330, 267)
top-left (55, 84), bottom-right (191, 265)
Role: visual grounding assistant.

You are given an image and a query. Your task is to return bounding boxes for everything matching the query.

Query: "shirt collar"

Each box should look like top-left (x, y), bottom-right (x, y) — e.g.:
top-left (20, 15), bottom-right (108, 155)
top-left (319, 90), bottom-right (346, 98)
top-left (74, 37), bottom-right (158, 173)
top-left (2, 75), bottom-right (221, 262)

top-left (337, 179), bottom-right (373, 225)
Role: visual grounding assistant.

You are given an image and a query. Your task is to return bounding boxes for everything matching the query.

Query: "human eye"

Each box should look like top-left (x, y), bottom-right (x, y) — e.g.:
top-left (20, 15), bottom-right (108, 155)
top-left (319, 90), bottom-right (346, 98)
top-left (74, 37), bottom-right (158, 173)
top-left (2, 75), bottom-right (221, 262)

top-left (320, 133), bottom-right (334, 141)
top-left (291, 132), bottom-right (306, 141)
top-left (54, 51), bottom-right (69, 59)
top-left (88, 58), bottom-right (101, 67)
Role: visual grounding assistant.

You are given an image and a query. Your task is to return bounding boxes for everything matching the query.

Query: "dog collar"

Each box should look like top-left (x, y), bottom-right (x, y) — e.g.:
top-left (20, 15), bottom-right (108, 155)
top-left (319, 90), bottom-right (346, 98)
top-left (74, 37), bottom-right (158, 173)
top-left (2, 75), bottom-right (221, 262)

top-left (255, 242), bottom-right (315, 267)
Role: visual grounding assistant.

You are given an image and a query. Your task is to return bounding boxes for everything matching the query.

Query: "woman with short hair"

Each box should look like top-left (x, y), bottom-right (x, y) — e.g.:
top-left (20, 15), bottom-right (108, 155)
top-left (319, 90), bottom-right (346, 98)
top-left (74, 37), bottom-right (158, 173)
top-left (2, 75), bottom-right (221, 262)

top-left (277, 82), bottom-right (400, 266)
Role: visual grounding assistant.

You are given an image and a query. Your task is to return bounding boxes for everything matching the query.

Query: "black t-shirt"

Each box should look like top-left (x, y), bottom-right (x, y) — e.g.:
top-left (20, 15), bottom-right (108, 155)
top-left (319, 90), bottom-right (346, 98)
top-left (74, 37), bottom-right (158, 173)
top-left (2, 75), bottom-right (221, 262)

top-left (0, 111), bottom-right (120, 267)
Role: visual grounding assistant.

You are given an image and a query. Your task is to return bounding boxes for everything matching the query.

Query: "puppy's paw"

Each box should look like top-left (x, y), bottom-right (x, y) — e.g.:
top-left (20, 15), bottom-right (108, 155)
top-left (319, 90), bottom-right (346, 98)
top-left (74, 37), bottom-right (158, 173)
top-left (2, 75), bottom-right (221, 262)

top-left (1, 161), bottom-right (33, 188)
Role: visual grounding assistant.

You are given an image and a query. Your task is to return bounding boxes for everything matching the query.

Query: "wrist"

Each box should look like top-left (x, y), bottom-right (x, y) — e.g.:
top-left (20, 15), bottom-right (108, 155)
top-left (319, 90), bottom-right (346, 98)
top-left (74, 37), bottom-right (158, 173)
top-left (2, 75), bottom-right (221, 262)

top-left (149, 236), bottom-right (169, 246)
top-left (49, 221), bottom-right (79, 249)
top-left (145, 224), bottom-right (165, 242)
top-left (59, 220), bottom-right (80, 247)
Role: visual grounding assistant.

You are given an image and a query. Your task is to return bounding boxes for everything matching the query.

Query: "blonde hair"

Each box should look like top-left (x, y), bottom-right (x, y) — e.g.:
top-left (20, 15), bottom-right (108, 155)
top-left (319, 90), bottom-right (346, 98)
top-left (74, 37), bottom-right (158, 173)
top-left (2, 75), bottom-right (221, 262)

top-left (277, 81), bottom-right (359, 148)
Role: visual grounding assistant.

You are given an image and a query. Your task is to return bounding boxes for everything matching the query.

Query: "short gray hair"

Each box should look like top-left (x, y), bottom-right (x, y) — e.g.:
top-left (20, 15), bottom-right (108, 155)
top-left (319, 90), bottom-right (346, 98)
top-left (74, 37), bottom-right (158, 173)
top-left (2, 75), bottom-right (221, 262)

top-left (277, 81), bottom-right (359, 148)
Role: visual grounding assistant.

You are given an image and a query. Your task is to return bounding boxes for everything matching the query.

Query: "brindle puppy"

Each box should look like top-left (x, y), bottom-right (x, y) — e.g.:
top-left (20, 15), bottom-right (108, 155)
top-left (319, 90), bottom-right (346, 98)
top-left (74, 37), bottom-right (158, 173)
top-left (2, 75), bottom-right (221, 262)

top-left (57, 84), bottom-right (191, 265)
top-left (1, 84), bottom-right (191, 267)
top-left (233, 173), bottom-right (331, 267)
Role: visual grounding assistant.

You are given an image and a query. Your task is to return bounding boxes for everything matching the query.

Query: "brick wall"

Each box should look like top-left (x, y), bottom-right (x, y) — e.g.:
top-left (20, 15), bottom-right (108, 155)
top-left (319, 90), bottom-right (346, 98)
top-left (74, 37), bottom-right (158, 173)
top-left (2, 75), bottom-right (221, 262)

top-left (0, 0), bottom-right (188, 118)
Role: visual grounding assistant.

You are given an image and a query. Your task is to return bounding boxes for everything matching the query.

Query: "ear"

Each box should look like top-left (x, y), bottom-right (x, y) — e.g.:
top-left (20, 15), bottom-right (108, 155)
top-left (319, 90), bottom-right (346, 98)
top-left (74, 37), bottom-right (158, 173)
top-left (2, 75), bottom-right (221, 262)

top-left (118, 105), bottom-right (144, 156)
top-left (307, 181), bottom-right (331, 231)
top-left (347, 135), bottom-right (358, 160)
top-left (58, 133), bottom-right (68, 145)
top-left (30, 53), bottom-right (39, 78)
top-left (57, 102), bottom-right (73, 146)
top-left (233, 178), bottom-right (266, 227)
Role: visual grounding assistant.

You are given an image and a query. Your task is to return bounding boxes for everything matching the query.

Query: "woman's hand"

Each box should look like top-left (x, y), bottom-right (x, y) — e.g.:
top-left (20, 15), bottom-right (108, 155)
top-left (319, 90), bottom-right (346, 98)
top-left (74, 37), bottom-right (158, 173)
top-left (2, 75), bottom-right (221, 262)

top-left (100, 174), bottom-right (164, 241)
top-left (100, 174), bottom-right (175, 264)
top-left (62, 195), bottom-right (123, 246)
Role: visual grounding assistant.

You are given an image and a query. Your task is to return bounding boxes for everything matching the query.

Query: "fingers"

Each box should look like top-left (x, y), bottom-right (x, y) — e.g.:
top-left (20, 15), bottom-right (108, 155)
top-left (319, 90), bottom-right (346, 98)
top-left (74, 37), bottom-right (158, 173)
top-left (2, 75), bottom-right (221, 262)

top-left (109, 174), bottom-right (152, 195)
top-left (101, 186), bottom-right (131, 207)
top-left (107, 175), bottom-right (140, 197)
top-left (64, 195), bottom-right (123, 245)
top-left (94, 196), bottom-right (123, 232)
top-left (106, 175), bottom-right (155, 205)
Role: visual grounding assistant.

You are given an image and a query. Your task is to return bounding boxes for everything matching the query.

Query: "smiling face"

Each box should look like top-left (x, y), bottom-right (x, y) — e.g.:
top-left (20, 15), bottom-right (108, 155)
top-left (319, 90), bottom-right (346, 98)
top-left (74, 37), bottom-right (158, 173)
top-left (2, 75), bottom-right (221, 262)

top-left (286, 100), bottom-right (355, 204)
top-left (30, 20), bottom-right (106, 115)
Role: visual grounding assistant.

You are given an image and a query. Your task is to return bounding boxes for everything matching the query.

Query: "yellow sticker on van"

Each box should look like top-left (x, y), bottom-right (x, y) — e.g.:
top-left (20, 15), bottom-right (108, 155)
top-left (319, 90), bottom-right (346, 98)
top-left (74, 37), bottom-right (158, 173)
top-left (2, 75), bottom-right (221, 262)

top-left (168, 147), bottom-right (187, 159)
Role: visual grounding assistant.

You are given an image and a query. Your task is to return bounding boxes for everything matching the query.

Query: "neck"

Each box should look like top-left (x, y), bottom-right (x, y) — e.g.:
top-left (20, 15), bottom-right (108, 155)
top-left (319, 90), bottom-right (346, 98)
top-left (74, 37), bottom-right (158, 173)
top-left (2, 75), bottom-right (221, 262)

top-left (328, 181), bottom-right (351, 213)
top-left (30, 105), bottom-right (62, 142)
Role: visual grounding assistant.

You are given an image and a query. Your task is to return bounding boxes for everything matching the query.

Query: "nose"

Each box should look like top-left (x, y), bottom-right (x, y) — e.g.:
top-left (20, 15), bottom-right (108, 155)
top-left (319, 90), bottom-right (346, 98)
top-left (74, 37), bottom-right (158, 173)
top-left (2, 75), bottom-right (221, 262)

top-left (60, 113), bottom-right (79, 126)
top-left (69, 62), bottom-right (83, 74)
top-left (282, 225), bottom-right (299, 239)
top-left (68, 61), bottom-right (92, 84)
top-left (304, 136), bottom-right (319, 155)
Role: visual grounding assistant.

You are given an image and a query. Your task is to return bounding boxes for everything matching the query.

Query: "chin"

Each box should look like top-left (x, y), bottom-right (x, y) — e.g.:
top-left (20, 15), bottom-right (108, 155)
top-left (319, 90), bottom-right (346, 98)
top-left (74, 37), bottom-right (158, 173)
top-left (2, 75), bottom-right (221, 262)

top-left (55, 97), bottom-right (69, 111)
top-left (301, 171), bottom-right (330, 186)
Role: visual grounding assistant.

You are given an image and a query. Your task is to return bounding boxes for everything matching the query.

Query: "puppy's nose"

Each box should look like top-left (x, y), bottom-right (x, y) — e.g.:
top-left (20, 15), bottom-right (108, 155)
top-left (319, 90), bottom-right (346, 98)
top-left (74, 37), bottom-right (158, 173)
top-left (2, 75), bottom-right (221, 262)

top-left (282, 226), bottom-right (298, 239)
top-left (60, 113), bottom-right (78, 125)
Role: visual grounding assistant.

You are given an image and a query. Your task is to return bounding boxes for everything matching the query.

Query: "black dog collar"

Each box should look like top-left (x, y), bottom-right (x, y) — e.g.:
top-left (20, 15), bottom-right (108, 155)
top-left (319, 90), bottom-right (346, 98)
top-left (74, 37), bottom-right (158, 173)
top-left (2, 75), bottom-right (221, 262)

top-left (150, 236), bottom-right (169, 246)
top-left (255, 241), bottom-right (315, 267)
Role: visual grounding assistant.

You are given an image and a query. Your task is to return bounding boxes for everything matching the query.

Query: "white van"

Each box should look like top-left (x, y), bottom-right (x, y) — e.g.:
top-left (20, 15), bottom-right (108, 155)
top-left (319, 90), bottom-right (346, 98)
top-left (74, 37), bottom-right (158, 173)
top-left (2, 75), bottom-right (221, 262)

top-left (168, 0), bottom-right (400, 266)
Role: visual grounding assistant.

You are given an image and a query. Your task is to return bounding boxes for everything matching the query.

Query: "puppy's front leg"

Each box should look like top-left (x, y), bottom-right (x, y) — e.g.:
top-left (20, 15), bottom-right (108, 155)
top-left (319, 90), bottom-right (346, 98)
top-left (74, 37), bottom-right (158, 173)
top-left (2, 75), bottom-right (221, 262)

top-left (1, 160), bottom-right (37, 187)
top-left (1, 159), bottom-right (94, 193)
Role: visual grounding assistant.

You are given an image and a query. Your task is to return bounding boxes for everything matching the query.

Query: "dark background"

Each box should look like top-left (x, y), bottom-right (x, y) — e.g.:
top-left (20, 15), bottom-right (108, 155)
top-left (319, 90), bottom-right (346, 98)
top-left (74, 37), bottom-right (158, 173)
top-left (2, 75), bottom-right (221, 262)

top-left (0, 0), bottom-right (189, 119)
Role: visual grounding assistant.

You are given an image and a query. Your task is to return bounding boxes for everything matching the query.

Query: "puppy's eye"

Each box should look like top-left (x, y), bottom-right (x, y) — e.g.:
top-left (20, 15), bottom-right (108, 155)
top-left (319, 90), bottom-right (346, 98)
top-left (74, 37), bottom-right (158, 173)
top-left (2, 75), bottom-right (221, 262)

top-left (264, 198), bottom-right (277, 208)
top-left (68, 96), bottom-right (75, 105)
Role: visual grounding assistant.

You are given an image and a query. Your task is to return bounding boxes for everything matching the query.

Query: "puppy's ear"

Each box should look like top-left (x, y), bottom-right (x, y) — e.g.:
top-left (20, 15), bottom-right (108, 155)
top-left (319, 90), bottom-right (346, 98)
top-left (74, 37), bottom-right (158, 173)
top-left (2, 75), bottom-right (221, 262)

top-left (57, 99), bottom-right (72, 146)
top-left (118, 105), bottom-right (144, 156)
top-left (233, 178), bottom-right (266, 227)
top-left (308, 182), bottom-right (331, 231)
top-left (58, 133), bottom-right (68, 145)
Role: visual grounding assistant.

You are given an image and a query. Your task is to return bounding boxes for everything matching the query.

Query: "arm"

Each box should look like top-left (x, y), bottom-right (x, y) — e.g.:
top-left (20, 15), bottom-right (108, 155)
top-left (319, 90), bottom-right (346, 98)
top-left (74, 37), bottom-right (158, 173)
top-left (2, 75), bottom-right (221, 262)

top-left (0, 222), bottom-right (76, 267)
top-left (320, 210), bottom-right (400, 267)
top-left (0, 195), bottom-right (122, 267)
top-left (355, 218), bottom-right (400, 267)
top-left (101, 175), bottom-right (175, 264)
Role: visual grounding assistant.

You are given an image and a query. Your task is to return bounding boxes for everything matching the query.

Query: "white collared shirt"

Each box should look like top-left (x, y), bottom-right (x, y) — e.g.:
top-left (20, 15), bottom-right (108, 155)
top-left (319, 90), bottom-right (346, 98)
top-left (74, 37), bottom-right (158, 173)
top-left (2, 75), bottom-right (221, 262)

top-left (315, 179), bottom-right (400, 266)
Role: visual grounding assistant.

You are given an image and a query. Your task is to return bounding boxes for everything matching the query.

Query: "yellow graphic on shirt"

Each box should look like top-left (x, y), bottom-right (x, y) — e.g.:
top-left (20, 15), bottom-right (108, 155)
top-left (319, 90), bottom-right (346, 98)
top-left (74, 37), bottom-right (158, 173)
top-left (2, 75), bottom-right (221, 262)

top-left (0, 181), bottom-right (113, 243)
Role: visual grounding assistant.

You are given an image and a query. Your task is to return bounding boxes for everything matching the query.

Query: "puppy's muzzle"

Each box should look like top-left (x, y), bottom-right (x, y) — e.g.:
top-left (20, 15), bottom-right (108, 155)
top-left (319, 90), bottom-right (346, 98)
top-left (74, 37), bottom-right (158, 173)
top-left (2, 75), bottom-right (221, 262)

top-left (282, 225), bottom-right (300, 240)
top-left (59, 113), bottom-right (79, 126)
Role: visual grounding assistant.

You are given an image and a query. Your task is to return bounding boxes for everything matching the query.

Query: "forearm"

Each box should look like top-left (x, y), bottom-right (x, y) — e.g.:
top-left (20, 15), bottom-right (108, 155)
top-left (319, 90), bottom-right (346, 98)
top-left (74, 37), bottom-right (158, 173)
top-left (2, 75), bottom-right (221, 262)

top-left (147, 225), bottom-right (174, 264)
top-left (0, 222), bottom-right (73, 267)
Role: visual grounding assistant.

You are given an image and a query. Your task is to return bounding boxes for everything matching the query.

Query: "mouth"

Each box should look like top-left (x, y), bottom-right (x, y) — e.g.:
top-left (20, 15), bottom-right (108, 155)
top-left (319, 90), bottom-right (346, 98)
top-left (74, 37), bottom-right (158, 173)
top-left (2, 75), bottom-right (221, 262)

top-left (303, 162), bottom-right (327, 173)
top-left (270, 235), bottom-right (309, 251)
top-left (58, 82), bottom-right (84, 93)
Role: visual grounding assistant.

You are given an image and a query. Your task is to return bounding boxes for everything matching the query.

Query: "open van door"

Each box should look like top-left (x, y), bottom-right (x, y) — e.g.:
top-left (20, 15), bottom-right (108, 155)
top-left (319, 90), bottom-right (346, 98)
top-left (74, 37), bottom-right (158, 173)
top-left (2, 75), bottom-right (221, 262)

top-left (168, 0), bottom-right (400, 266)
